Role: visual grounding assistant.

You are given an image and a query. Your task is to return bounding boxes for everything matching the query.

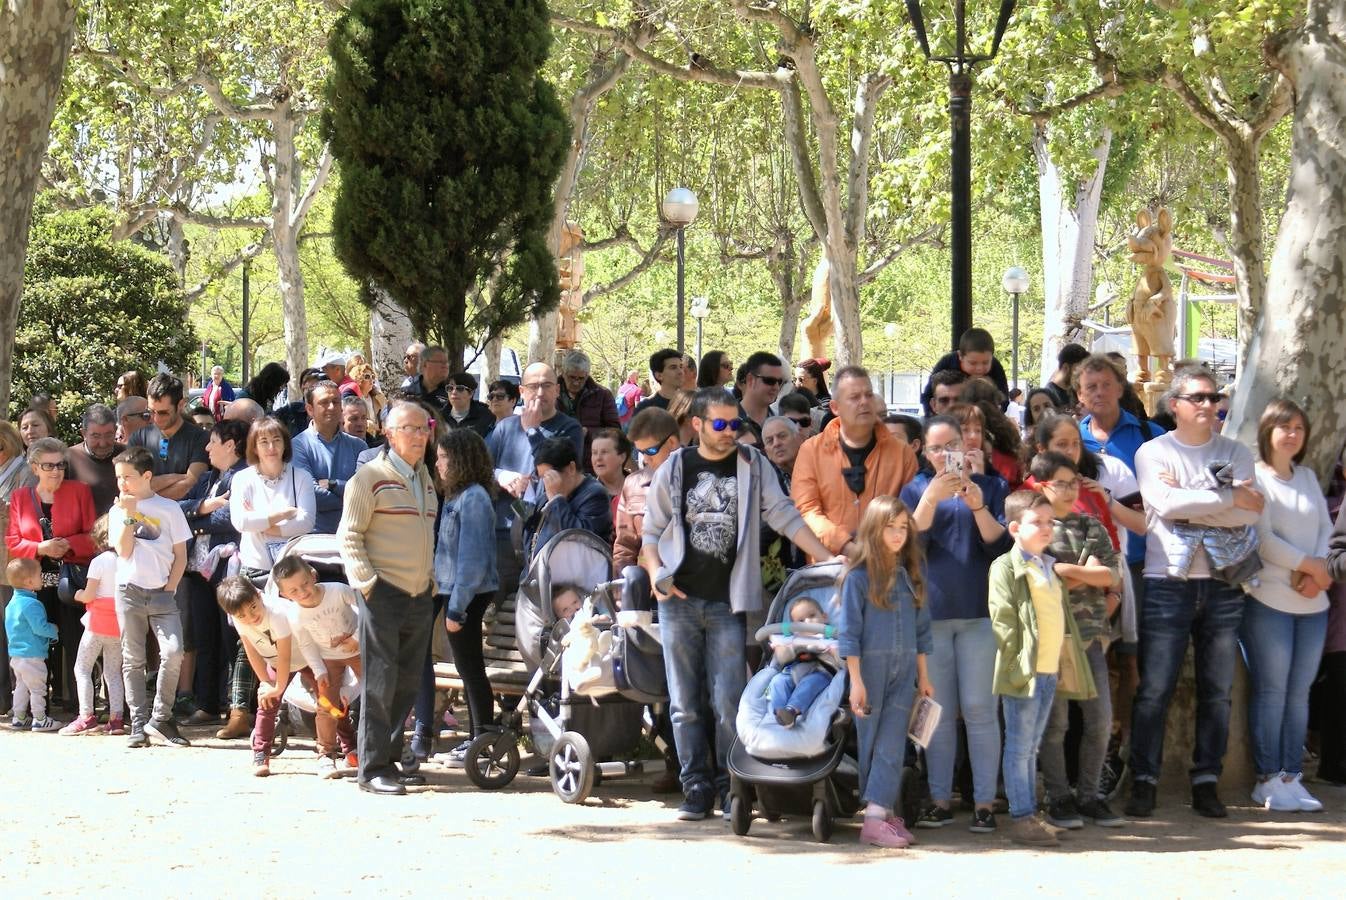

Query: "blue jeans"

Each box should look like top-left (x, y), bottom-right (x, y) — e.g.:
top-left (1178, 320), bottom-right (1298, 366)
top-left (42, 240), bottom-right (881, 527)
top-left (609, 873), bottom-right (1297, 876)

top-left (926, 617), bottom-right (1001, 806)
top-left (767, 667), bottom-right (831, 718)
top-left (1002, 674), bottom-right (1058, 819)
top-left (660, 595), bottom-right (746, 797)
top-left (1240, 598), bottom-right (1327, 777)
top-left (1130, 578), bottom-right (1244, 785)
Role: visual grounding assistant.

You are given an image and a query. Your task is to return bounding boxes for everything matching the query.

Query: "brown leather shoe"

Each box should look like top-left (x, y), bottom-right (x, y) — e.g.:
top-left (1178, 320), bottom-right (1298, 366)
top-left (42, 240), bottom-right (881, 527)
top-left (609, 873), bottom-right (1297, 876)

top-left (216, 708), bottom-right (251, 740)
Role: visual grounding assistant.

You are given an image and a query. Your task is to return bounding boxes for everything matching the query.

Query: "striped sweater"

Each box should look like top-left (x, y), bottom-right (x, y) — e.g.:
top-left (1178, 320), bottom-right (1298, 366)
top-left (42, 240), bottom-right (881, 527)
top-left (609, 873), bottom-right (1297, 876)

top-left (337, 450), bottom-right (438, 595)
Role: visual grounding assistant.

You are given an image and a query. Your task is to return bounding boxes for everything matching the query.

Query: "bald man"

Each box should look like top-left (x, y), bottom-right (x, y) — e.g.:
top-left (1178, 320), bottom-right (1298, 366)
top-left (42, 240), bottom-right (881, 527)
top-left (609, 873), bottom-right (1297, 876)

top-left (223, 397), bottom-right (264, 423)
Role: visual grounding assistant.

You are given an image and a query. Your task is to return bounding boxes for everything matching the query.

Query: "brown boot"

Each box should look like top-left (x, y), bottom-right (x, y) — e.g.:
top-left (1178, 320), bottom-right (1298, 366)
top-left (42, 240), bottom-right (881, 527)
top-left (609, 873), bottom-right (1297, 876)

top-left (216, 708), bottom-right (251, 740)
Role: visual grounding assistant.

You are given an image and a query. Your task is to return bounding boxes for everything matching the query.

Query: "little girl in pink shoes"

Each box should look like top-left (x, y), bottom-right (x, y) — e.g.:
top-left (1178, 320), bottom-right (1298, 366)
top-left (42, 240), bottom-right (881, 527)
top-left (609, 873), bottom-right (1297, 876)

top-left (60, 517), bottom-right (125, 735)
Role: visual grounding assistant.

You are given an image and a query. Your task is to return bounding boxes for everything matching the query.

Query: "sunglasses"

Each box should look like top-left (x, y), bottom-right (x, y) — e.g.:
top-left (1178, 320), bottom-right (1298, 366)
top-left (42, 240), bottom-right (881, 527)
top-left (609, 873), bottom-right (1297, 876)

top-left (753, 374), bottom-right (785, 387)
top-left (123, 411), bottom-right (152, 422)
top-left (448, 385), bottom-right (472, 393)
top-left (708, 417), bottom-right (742, 432)
top-left (789, 416), bottom-right (812, 429)
top-left (1177, 392), bottom-right (1222, 406)
top-left (487, 393), bottom-right (509, 402)
top-left (636, 435), bottom-right (672, 456)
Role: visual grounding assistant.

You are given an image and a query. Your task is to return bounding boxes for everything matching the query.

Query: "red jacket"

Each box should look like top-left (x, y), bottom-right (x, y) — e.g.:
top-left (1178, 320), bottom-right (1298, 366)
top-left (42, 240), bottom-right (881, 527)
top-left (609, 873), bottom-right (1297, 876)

top-left (5, 479), bottom-right (97, 566)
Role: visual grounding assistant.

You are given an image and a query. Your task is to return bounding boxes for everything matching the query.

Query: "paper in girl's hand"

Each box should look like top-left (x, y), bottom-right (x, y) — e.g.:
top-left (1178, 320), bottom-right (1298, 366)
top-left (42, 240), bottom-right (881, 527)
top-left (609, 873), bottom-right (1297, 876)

top-left (908, 695), bottom-right (942, 749)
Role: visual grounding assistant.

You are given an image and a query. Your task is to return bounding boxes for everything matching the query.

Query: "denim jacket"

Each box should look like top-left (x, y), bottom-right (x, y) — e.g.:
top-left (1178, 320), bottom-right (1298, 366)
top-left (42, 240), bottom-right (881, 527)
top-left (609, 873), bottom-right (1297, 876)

top-left (435, 484), bottom-right (499, 623)
top-left (836, 566), bottom-right (933, 662)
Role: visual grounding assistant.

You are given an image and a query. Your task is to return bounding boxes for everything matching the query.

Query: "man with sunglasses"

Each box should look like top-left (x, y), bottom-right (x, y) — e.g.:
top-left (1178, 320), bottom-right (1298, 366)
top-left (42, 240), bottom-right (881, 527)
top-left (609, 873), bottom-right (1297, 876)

top-left (443, 372), bottom-right (495, 438)
top-left (792, 366), bottom-right (919, 560)
top-left (115, 396), bottom-right (151, 445)
top-left (128, 374), bottom-right (209, 503)
top-left (737, 351), bottom-right (787, 443)
top-left (641, 387), bottom-right (833, 821)
top-left (1125, 366), bottom-right (1263, 820)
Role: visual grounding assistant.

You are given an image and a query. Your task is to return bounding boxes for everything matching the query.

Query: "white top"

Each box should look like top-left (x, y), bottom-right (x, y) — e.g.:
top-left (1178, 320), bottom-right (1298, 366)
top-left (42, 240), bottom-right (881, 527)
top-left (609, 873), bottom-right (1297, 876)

top-left (231, 597), bottom-right (326, 675)
top-left (110, 494), bottom-right (192, 590)
top-left (283, 583), bottom-right (360, 662)
top-left (1096, 453), bottom-right (1142, 557)
top-left (1249, 463), bottom-right (1332, 615)
top-left (229, 464), bottom-right (317, 571)
top-left (1135, 431), bottom-right (1259, 579)
top-left (86, 550), bottom-right (117, 596)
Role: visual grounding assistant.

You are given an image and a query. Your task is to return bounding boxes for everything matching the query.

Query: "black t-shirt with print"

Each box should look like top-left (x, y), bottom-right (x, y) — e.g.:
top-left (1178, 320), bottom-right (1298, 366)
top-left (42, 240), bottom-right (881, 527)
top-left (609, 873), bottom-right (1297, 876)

top-left (673, 450), bottom-right (739, 600)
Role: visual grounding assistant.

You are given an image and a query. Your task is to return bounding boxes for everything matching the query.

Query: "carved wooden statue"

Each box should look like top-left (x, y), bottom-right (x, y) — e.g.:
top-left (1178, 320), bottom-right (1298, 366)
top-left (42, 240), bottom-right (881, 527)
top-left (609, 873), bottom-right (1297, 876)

top-left (556, 222), bottom-right (584, 349)
top-left (802, 256), bottom-right (834, 362)
top-left (1126, 207), bottom-right (1176, 385)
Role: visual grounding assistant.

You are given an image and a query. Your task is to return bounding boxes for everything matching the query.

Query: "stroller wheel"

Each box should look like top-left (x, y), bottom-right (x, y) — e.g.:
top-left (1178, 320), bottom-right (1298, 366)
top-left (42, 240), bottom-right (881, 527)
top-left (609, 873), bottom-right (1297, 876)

top-left (465, 731), bottom-right (520, 790)
top-left (730, 793), bottom-right (752, 836)
top-left (811, 799), bottom-right (832, 843)
top-left (549, 732), bottom-right (595, 804)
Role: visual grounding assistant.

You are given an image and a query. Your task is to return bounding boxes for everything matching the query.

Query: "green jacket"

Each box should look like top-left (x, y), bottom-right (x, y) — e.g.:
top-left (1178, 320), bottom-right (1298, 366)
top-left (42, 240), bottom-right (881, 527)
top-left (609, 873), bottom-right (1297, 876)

top-left (988, 549), bottom-right (1097, 701)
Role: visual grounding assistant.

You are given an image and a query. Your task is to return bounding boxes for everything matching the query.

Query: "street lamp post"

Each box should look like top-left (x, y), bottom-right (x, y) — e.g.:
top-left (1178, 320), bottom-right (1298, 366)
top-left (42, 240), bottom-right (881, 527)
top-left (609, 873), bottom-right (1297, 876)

top-left (1001, 266), bottom-right (1030, 391)
top-left (884, 322), bottom-right (899, 406)
top-left (661, 188), bottom-right (700, 353)
top-left (689, 295), bottom-right (710, 363)
top-left (905, 0), bottom-right (1018, 349)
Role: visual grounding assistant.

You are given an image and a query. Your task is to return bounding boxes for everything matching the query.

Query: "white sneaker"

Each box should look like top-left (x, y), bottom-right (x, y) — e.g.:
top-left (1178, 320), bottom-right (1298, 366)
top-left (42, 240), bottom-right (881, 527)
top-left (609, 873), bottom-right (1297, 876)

top-left (1281, 774), bottom-right (1324, 812)
top-left (434, 740), bottom-right (470, 769)
top-left (316, 755), bottom-right (340, 780)
top-left (1252, 774), bottom-right (1299, 812)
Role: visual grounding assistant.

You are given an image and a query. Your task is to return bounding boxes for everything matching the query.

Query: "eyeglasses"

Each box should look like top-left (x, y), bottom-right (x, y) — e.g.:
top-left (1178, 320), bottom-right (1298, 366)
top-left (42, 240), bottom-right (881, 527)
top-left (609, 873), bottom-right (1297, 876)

top-left (448, 385), bottom-right (472, 394)
top-left (708, 417), bottom-right (742, 432)
top-left (389, 424), bottom-right (433, 435)
top-left (1047, 478), bottom-right (1081, 491)
top-left (635, 435), bottom-right (672, 456)
top-left (521, 381), bottom-right (556, 393)
top-left (753, 374), bottom-right (785, 387)
top-left (1177, 392), bottom-right (1222, 406)
top-left (789, 417), bottom-right (812, 429)
top-left (926, 442), bottom-right (962, 454)
top-left (37, 461), bottom-right (68, 472)
top-left (487, 393), bottom-right (509, 402)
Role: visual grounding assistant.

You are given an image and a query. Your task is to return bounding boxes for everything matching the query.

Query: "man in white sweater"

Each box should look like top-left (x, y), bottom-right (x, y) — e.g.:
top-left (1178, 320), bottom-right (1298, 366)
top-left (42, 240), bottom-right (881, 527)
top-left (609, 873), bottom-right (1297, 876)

top-left (1126, 368), bottom-right (1264, 820)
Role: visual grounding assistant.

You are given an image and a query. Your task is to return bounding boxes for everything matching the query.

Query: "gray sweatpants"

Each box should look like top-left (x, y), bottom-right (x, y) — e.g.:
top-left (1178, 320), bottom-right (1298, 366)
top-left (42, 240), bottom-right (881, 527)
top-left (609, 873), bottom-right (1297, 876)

top-left (11, 657), bottom-right (48, 720)
top-left (116, 583), bottom-right (183, 729)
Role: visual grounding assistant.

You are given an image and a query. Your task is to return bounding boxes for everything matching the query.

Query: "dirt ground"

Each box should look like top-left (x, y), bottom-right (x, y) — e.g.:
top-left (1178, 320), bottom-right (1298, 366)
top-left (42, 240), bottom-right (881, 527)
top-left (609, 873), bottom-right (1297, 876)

top-left (4, 723), bottom-right (1345, 898)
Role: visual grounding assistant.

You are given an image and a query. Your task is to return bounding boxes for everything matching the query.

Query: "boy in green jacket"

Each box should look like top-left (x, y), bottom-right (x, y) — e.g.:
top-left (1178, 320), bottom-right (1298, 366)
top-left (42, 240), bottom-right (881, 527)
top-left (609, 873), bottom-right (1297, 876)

top-left (989, 490), bottom-right (1097, 847)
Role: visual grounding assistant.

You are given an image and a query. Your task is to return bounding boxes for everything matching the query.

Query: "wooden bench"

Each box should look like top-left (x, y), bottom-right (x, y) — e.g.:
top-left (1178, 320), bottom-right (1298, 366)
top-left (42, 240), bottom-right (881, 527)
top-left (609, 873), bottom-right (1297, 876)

top-left (433, 592), bottom-right (533, 699)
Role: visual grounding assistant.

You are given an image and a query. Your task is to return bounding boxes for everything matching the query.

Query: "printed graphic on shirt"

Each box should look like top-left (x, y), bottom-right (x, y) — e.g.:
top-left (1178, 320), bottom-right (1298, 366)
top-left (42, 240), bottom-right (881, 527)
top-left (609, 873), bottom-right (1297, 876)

top-left (686, 472), bottom-right (737, 563)
top-left (131, 514), bottom-right (162, 542)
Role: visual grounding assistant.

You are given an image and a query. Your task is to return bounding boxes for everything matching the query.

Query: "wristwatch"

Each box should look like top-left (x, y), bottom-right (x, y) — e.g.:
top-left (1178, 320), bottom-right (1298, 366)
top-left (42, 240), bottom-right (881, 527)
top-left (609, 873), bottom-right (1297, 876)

top-left (123, 517), bottom-right (136, 527)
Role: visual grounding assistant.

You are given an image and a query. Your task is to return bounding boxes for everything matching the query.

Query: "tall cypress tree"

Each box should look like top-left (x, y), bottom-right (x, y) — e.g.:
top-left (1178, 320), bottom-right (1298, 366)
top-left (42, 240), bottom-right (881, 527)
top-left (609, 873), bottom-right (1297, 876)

top-left (324, 0), bottom-right (568, 363)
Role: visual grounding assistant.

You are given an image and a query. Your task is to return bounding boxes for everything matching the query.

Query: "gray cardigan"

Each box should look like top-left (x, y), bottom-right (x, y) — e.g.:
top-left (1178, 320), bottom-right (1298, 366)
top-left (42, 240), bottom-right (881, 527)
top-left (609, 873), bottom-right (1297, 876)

top-left (641, 445), bottom-right (808, 613)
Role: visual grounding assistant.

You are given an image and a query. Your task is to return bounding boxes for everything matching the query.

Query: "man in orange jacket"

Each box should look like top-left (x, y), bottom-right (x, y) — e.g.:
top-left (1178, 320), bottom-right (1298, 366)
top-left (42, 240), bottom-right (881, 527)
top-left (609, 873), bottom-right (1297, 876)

top-left (791, 365), bottom-right (919, 558)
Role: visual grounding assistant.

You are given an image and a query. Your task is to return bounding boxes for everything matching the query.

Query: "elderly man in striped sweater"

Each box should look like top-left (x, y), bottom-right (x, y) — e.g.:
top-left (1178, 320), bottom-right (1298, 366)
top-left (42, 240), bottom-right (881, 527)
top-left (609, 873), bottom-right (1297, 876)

top-left (338, 401), bottom-right (440, 796)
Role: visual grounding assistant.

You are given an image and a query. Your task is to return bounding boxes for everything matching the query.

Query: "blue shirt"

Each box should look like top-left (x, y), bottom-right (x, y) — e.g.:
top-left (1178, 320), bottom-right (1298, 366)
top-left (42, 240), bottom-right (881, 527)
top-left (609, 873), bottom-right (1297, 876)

top-left (291, 425), bottom-right (367, 534)
top-left (1078, 409), bottom-right (1166, 564)
top-left (899, 471), bottom-right (1013, 621)
top-left (5, 589), bottom-right (58, 658)
top-left (486, 412), bottom-right (583, 531)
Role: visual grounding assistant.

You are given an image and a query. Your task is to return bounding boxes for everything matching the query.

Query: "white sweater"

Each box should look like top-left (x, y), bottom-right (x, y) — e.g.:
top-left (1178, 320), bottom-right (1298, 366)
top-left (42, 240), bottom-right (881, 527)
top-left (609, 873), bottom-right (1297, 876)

top-left (229, 463), bottom-right (317, 571)
top-left (1249, 463), bottom-right (1332, 615)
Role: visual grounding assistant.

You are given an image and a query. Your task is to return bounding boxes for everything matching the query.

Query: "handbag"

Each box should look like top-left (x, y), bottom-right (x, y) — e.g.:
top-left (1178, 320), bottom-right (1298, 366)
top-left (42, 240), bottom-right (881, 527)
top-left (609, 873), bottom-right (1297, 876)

top-left (30, 486), bottom-right (87, 604)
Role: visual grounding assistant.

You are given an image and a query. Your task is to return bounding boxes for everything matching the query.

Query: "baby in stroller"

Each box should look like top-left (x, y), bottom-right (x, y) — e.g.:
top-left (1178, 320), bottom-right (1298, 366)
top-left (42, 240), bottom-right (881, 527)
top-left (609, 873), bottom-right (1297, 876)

top-left (768, 598), bottom-right (834, 728)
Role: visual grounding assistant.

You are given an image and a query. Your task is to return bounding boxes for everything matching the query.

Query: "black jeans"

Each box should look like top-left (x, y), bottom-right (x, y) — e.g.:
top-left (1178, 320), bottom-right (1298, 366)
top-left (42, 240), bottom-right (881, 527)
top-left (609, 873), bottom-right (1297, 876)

top-left (413, 595), bottom-right (447, 739)
top-left (357, 578), bottom-right (434, 781)
top-left (444, 592), bottom-right (498, 737)
top-left (186, 573), bottom-right (233, 715)
top-left (1316, 651), bottom-right (1346, 781)
top-left (39, 585), bottom-right (82, 709)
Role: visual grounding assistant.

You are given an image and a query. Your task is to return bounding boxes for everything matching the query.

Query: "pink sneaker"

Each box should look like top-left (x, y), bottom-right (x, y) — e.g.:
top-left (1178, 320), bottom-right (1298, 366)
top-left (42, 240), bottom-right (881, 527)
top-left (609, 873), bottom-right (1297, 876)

top-left (887, 816), bottom-right (917, 846)
top-left (59, 714), bottom-right (100, 736)
top-left (104, 717), bottom-right (126, 736)
top-left (860, 817), bottom-right (909, 849)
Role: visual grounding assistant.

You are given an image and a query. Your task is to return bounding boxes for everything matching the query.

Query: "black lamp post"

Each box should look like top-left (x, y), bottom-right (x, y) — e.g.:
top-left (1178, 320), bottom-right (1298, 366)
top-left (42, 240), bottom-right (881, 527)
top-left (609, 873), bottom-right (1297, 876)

top-left (905, 0), bottom-right (1018, 349)
top-left (661, 187), bottom-right (700, 354)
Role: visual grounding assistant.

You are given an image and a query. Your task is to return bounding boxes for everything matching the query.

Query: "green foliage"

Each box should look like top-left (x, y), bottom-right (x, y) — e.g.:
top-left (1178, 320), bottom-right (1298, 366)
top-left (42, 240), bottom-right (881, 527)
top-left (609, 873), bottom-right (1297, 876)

top-left (18, 198), bottom-right (197, 435)
top-left (324, 0), bottom-right (570, 362)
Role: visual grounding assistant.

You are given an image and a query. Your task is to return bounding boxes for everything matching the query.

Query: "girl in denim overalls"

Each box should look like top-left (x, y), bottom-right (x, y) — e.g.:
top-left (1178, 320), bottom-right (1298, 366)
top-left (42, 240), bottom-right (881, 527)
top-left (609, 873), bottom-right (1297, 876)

top-left (837, 496), bottom-right (934, 849)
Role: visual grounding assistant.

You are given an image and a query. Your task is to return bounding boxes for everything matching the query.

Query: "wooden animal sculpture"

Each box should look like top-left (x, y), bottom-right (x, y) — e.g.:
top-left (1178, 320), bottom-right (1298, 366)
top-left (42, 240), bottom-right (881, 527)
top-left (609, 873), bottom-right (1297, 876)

top-left (1126, 207), bottom-right (1176, 385)
top-left (802, 256), bottom-right (834, 362)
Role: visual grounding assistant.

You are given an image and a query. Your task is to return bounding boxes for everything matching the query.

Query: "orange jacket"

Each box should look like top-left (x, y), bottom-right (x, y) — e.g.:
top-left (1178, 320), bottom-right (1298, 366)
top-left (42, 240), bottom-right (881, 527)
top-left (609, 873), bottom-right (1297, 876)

top-left (790, 417), bottom-right (919, 556)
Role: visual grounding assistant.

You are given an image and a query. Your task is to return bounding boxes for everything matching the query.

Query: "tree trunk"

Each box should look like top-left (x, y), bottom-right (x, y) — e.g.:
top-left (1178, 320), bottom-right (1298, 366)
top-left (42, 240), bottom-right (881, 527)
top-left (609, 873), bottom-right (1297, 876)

top-left (368, 281), bottom-right (414, 391)
top-left (484, 335), bottom-right (503, 384)
top-left (826, 242), bottom-right (863, 367)
top-left (1035, 125), bottom-right (1111, 383)
top-left (1223, 135), bottom-right (1270, 344)
top-left (0, 0), bottom-right (77, 416)
top-left (772, 236), bottom-right (806, 365)
top-left (271, 112), bottom-right (309, 392)
top-left (1227, 2), bottom-right (1346, 480)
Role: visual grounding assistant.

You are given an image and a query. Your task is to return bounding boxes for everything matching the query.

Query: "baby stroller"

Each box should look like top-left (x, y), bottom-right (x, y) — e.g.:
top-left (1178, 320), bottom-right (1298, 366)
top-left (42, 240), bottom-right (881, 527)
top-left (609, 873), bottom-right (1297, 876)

top-left (462, 529), bottom-right (667, 804)
top-left (726, 561), bottom-right (862, 842)
top-left (264, 533), bottom-right (360, 757)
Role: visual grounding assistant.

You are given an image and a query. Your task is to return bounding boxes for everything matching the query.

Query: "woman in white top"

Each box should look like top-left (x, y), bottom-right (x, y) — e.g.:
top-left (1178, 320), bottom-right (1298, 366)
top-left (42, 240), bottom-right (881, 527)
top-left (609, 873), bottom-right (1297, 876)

top-left (229, 417), bottom-right (316, 580)
top-left (1244, 399), bottom-right (1333, 813)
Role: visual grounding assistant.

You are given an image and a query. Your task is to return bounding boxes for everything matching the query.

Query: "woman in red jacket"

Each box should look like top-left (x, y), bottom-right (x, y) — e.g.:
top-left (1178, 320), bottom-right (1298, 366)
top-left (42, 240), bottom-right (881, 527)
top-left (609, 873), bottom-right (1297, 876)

top-left (6, 437), bottom-right (96, 711)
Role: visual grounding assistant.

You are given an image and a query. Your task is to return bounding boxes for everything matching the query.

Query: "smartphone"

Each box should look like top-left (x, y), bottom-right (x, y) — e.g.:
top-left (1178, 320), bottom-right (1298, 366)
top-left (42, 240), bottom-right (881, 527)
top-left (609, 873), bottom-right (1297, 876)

top-left (945, 450), bottom-right (964, 478)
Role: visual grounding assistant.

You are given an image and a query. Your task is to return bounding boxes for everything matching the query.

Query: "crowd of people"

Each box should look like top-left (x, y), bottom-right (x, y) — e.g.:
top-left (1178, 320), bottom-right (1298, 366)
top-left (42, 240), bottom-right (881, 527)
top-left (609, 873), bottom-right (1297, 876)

top-left (3, 330), bottom-right (1345, 851)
